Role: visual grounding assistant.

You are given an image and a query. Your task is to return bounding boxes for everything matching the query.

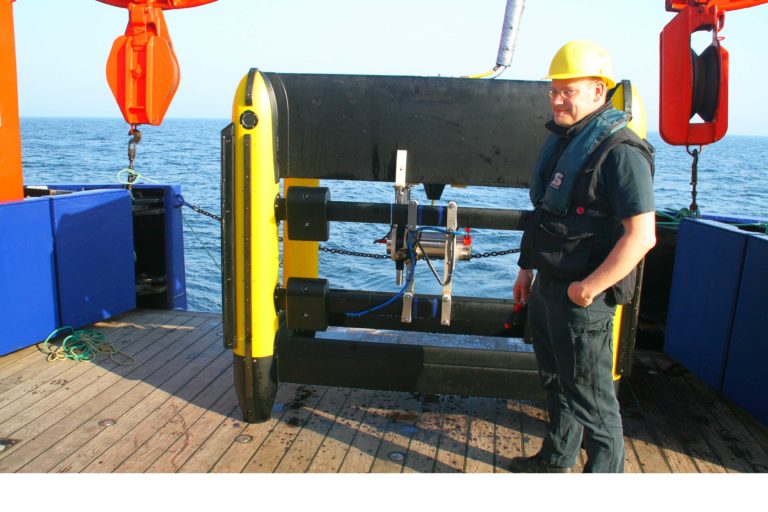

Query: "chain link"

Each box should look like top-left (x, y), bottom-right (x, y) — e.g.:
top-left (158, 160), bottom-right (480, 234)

top-left (176, 194), bottom-right (223, 222)
top-left (319, 246), bottom-right (390, 259)
top-left (318, 245), bottom-right (520, 260)
top-left (686, 145), bottom-right (701, 216)
top-left (126, 125), bottom-right (142, 189)
top-left (471, 247), bottom-right (521, 258)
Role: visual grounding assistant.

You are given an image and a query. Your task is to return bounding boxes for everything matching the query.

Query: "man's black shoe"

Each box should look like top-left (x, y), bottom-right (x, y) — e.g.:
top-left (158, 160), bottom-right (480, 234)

top-left (508, 454), bottom-right (573, 473)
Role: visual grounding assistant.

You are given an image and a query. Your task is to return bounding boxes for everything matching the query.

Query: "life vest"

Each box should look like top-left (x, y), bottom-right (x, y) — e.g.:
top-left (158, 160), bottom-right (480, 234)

top-left (530, 107), bottom-right (629, 216)
top-left (520, 106), bottom-right (654, 305)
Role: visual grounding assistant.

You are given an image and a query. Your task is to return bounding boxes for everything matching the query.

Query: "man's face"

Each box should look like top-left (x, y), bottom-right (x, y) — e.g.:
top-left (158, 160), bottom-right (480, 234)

top-left (548, 78), bottom-right (605, 127)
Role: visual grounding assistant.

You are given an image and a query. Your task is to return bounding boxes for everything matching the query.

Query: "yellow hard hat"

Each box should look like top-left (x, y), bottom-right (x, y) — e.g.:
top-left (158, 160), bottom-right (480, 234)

top-left (545, 40), bottom-right (616, 89)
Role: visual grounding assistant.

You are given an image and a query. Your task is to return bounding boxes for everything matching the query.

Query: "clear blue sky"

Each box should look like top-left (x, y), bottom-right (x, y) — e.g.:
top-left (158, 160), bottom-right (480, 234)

top-left (12, 0), bottom-right (768, 135)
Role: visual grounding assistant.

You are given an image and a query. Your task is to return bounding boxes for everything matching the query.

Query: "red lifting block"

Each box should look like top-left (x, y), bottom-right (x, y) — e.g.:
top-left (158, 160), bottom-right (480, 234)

top-left (659, 4), bottom-right (729, 146)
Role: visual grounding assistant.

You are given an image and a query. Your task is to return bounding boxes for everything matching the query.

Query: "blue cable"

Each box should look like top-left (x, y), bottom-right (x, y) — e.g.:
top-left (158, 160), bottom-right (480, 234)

top-left (414, 226), bottom-right (464, 236)
top-left (344, 226), bottom-right (464, 318)
top-left (346, 231), bottom-right (418, 317)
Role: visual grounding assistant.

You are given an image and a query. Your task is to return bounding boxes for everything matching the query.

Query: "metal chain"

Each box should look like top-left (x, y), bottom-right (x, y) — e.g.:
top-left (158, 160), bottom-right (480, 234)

top-left (126, 125), bottom-right (142, 189)
top-left (176, 194), bottom-right (222, 222)
top-left (319, 246), bottom-right (389, 259)
top-left (686, 145), bottom-right (701, 216)
top-left (471, 247), bottom-right (521, 258)
top-left (319, 245), bottom-right (520, 260)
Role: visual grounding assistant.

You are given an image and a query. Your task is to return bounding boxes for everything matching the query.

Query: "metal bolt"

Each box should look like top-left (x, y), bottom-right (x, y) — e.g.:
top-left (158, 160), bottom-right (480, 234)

top-left (239, 110), bottom-right (258, 129)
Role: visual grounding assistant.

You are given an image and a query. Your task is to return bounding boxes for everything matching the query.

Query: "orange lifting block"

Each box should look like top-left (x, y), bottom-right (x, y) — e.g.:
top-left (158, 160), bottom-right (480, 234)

top-left (660, 0), bottom-right (768, 146)
top-left (99, 0), bottom-right (217, 126)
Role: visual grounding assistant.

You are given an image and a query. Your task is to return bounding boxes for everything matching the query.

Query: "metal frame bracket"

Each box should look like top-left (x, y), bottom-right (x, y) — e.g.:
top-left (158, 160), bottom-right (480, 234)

top-left (441, 201), bottom-right (458, 326)
top-left (401, 199), bottom-right (418, 323)
top-left (286, 277), bottom-right (329, 331)
top-left (286, 186), bottom-right (331, 241)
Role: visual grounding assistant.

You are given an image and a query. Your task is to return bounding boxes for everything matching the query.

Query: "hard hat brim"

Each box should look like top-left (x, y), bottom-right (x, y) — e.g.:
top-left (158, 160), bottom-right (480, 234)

top-left (544, 73), bottom-right (617, 90)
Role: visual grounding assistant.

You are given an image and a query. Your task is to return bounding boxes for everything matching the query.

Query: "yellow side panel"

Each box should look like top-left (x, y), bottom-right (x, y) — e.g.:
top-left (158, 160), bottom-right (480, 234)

top-left (232, 71), bottom-right (280, 359)
top-left (612, 305), bottom-right (623, 381)
top-left (611, 82), bottom-right (647, 139)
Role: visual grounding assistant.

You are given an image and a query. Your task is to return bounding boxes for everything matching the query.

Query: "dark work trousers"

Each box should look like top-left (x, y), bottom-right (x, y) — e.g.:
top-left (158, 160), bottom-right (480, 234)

top-left (527, 273), bottom-right (624, 473)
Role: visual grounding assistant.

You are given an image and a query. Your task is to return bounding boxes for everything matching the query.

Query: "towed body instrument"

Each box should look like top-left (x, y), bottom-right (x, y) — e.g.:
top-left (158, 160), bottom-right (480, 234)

top-left (221, 69), bottom-right (648, 423)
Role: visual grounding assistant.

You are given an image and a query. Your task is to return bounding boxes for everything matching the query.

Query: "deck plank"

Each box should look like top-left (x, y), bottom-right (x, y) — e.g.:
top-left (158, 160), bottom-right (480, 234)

top-left (620, 381), bottom-right (673, 472)
top-left (0, 311), bottom-right (192, 430)
top-left (433, 395), bottom-right (470, 473)
top-left (617, 384), bottom-right (646, 473)
top-left (119, 370), bottom-right (234, 473)
top-left (306, 388), bottom-right (377, 473)
top-left (493, 399), bottom-right (522, 473)
top-left (13, 317), bottom-right (220, 473)
top-left (519, 399), bottom-right (547, 459)
top-left (464, 397), bottom-right (498, 473)
top-left (623, 357), bottom-right (700, 473)
top-left (242, 385), bottom-right (328, 473)
top-left (0, 310), bottom-right (172, 409)
top-left (275, 386), bottom-right (351, 473)
top-left (0, 314), bottom-right (210, 472)
top-left (107, 349), bottom-right (233, 473)
top-left (197, 383), bottom-right (301, 473)
top-left (338, 390), bottom-right (399, 473)
top-left (146, 388), bottom-right (239, 473)
top-left (401, 393), bottom-right (443, 473)
top-left (1, 310), bottom-right (766, 474)
top-left (631, 353), bottom-right (726, 473)
top-left (0, 345), bottom-right (41, 374)
top-left (369, 391), bottom-right (422, 473)
top-left (644, 352), bottom-right (768, 472)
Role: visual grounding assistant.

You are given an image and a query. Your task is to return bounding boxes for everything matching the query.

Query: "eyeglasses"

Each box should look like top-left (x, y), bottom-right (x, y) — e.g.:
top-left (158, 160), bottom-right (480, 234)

top-left (548, 87), bottom-right (583, 99)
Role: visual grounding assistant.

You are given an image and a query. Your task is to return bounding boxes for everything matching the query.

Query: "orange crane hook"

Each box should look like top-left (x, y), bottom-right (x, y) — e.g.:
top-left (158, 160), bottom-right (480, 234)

top-left (98, 0), bottom-right (217, 126)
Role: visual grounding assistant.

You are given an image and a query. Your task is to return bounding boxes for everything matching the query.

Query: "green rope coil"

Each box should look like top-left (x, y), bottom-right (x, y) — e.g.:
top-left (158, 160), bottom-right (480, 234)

top-left (116, 168), bottom-right (160, 185)
top-left (655, 207), bottom-right (701, 226)
top-left (39, 326), bottom-right (136, 365)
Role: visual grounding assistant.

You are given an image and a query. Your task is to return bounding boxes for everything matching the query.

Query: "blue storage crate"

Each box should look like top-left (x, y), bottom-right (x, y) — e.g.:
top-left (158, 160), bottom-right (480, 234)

top-left (51, 189), bottom-right (136, 328)
top-left (723, 233), bottom-right (768, 425)
top-left (664, 218), bottom-right (748, 390)
top-left (48, 184), bottom-right (187, 310)
top-left (0, 197), bottom-right (59, 355)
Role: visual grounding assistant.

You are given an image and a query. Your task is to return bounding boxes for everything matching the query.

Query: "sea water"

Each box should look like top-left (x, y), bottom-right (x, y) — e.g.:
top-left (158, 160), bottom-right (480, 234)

top-left (20, 117), bottom-right (768, 312)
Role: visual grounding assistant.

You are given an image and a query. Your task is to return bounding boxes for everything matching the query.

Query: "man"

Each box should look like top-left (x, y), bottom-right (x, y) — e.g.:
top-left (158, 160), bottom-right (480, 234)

top-left (511, 40), bottom-right (656, 473)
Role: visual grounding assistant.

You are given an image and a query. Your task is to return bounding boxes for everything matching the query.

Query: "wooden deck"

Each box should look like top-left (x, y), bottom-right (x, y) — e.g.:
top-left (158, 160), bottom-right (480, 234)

top-left (1, 309), bottom-right (766, 473)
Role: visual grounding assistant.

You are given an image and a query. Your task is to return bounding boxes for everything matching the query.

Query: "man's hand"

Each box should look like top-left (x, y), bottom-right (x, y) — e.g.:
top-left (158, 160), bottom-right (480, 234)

top-left (514, 269), bottom-right (534, 305)
top-left (567, 281), bottom-right (594, 307)
top-left (570, 211), bottom-right (656, 308)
